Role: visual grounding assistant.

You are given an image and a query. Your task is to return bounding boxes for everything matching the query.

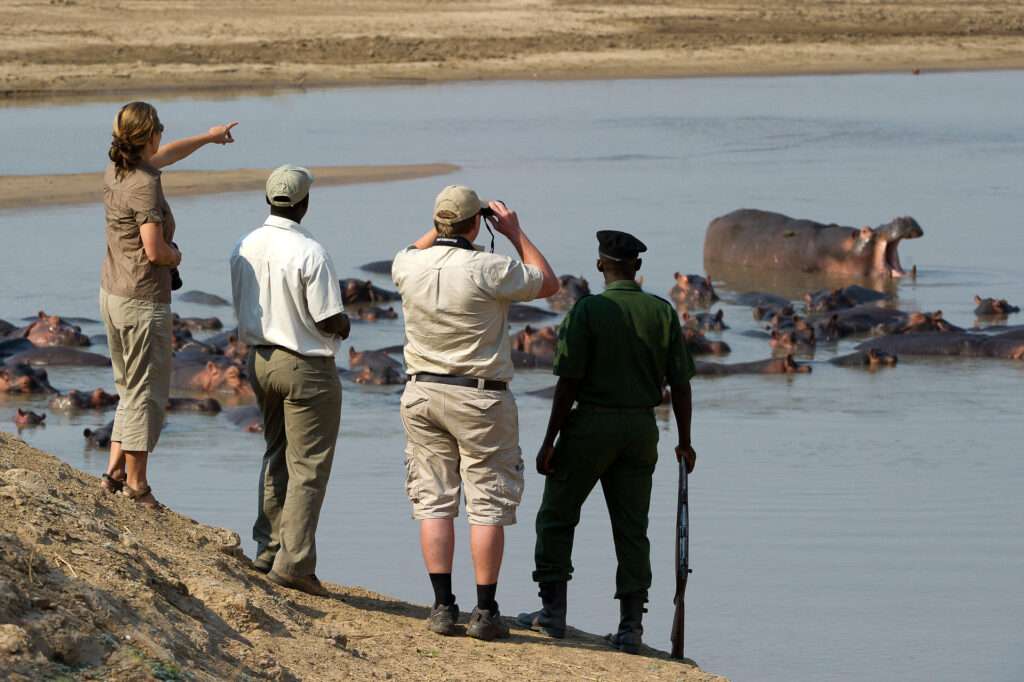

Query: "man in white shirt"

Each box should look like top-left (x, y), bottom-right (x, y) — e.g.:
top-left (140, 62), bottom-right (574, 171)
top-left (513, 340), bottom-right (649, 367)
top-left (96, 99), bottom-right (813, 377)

top-left (230, 165), bottom-right (350, 597)
top-left (392, 185), bottom-right (559, 640)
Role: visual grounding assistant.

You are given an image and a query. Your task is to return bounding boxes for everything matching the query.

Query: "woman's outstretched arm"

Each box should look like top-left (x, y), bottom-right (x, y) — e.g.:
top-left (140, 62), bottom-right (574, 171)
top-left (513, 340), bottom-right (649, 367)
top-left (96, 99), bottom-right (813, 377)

top-left (150, 122), bottom-right (238, 169)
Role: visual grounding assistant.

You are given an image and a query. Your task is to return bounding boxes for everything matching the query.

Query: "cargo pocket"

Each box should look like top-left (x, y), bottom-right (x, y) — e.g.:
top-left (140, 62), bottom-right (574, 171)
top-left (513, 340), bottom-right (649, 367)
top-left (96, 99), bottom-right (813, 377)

top-left (496, 452), bottom-right (526, 507)
top-left (404, 454), bottom-right (421, 504)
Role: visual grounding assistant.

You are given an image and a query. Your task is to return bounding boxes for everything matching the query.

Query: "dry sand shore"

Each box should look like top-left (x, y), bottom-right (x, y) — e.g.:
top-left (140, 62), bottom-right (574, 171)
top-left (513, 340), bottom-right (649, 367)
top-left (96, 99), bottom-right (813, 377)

top-left (2, 1), bottom-right (1024, 100)
top-left (0, 164), bottom-right (458, 211)
top-left (0, 432), bottom-right (726, 681)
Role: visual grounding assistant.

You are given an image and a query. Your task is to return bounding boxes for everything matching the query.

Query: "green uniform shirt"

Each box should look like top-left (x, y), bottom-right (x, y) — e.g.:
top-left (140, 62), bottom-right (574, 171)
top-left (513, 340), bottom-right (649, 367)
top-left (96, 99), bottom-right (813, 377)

top-left (553, 279), bottom-right (696, 408)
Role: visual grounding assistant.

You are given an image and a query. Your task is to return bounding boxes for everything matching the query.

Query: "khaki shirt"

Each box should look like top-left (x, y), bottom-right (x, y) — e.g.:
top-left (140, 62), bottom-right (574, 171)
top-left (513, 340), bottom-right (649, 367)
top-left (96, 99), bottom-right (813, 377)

top-left (392, 243), bottom-right (544, 382)
top-left (101, 162), bottom-right (176, 304)
top-left (230, 215), bottom-right (345, 357)
top-left (553, 279), bottom-right (696, 408)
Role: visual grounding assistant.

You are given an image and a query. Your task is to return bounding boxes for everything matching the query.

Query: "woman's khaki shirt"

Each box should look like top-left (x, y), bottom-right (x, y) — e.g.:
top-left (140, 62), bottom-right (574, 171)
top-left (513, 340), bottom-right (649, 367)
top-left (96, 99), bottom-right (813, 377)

top-left (101, 161), bottom-right (176, 304)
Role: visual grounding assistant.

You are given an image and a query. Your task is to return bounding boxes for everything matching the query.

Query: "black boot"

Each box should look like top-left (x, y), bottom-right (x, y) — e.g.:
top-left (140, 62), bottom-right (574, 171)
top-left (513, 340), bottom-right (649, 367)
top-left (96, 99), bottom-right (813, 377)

top-left (606, 594), bottom-right (646, 654)
top-left (515, 581), bottom-right (567, 638)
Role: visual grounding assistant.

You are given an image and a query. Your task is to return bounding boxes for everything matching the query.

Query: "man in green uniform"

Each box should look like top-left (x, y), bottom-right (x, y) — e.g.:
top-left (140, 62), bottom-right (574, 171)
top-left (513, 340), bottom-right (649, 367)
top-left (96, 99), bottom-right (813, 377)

top-left (516, 230), bottom-right (697, 654)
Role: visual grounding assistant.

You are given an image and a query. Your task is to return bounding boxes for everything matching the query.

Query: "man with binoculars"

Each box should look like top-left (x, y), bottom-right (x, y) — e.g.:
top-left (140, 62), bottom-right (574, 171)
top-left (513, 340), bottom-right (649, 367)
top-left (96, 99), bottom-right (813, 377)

top-left (392, 185), bottom-right (558, 641)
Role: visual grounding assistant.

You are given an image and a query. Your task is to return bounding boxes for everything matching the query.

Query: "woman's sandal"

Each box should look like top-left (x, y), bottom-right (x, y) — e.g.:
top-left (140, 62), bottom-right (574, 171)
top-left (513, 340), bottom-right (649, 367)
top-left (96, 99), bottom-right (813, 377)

top-left (123, 483), bottom-right (162, 510)
top-left (101, 472), bottom-right (125, 494)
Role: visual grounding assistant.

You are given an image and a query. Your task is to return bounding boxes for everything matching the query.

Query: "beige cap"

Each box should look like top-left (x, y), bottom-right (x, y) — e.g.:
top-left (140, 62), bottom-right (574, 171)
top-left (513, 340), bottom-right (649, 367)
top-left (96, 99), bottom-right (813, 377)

top-left (433, 185), bottom-right (488, 225)
top-left (266, 165), bottom-right (314, 207)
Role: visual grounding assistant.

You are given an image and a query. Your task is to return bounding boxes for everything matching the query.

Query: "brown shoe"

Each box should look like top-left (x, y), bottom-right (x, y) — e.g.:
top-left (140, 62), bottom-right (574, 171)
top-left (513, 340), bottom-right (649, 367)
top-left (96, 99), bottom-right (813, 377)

top-left (267, 570), bottom-right (330, 597)
top-left (123, 483), bottom-right (162, 510)
top-left (100, 472), bottom-right (124, 494)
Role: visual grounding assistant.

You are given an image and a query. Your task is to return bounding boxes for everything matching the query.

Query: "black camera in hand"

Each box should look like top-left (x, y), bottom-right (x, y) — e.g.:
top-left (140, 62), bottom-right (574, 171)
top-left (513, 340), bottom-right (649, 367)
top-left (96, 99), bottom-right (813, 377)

top-left (170, 241), bottom-right (183, 291)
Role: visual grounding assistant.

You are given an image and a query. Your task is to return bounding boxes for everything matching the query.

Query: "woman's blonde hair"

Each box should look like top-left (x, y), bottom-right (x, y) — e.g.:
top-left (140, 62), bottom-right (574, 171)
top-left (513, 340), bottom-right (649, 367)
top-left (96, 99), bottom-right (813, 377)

top-left (108, 101), bottom-right (163, 179)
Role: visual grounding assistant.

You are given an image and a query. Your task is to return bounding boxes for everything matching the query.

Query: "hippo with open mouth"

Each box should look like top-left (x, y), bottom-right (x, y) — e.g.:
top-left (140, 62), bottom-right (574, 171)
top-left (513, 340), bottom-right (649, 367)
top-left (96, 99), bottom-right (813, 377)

top-left (14, 409), bottom-right (46, 427)
top-left (704, 209), bottom-right (923, 279)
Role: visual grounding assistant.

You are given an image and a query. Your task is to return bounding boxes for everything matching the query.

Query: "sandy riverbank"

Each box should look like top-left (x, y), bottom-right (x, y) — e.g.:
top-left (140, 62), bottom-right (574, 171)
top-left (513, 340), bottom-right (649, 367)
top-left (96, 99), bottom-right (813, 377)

top-left (0, 432), bottom-right (726, 681)
top-left (0, 164), bottom-right (458, 211)
top-left (2, 1), bottom-right (1023, 100)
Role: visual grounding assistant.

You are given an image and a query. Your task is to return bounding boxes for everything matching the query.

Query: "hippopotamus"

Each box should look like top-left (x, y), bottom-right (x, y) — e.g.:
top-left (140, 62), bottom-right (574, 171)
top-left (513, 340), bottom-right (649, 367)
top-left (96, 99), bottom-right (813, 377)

top-left (808, 305), bottom-right (909, 339)
top-left (14, 409), bottom-right (46, 427)
top-left (683, 328), bottom-right (730, 356)
top-left (0, 364), bottom-right (57, 394)
top-left (49, 388), bottom-right (119, 411)
top-left (881, 311), bottom-right (963, 335)
top-left (173, 314), bottom-right (224, 332)
top-left (348, 347), bottom-right (406, 385)
top-left (226, 405), bottom-right (263, 432)
top-left (683, 310), bottom-right (728, 333)
top-left (351, 306), bottom-right (399, 322)
top-left (83, 421), bottom-right (114, 449)
top-left (804, 285), bottom-right (889, 313)
top-left (770, 329), bottom-right (816, 355)
top-left (0, 338), bottom-right (34, 361)
top-left (669, 274), bottom-right (719, 310)
top-left (172, 356), bottom-right (254, 396)
top-left (857, 329), bottom-right (1024, 359)
top-left (732, 292), bottom-right (791, 308)
top-left (177, 290), bottom-right (230, 306)
top-left (695, 355), bottom-right (811, 376)
top-left (203, 329), bottom-right (250, 361)
top-left (974, 295), bottom-right (1020, 318)
top-left (166, 397), bottom-right (222, 414)
top-left (828, 349), bottom-right (898, 369)
top-left (547, 275), bottom-right (591, 312)
top-left (358, 260), bottom-right (395, 275)
top-left (3, 347), bottom-right (111, 368)
top-left (704, 209), bottom-right (923, 279)
top-left (513, 325), bottom-right (558, 363)
top-left (14, 312), bottom-right (91, 347)
top-left (512, 349), bottom-right (553, 369)
top-left (508, 304), bottom-right (558, 323)
top-left (340, 278), bottom-right (400, 304)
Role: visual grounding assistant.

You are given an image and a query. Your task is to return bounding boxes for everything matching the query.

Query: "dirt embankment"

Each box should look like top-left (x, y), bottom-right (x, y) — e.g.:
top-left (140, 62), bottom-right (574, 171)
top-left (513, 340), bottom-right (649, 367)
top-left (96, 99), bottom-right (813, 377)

top-left (0, 432), bottom-right (725, 681)
top-left (2, 0), bottom-right (1024, 100)
top-left (0, 164), bottom-right (459, 212)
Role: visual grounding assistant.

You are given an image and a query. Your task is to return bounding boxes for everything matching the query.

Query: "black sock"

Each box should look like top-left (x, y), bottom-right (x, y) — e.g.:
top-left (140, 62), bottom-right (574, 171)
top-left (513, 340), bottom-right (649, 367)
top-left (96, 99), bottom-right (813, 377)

top-left (429, 573), bottom-right (454, 607)
top-left (476, 583), bottom-right (498, 612)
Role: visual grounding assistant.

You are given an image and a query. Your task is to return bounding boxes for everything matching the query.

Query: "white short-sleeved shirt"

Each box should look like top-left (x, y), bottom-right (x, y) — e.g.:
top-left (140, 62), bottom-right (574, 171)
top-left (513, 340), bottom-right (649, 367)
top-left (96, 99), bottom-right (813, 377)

top-left (392, 243), bottom-right (545, 382)
top-left (230, 215), bottom-right (344, 357)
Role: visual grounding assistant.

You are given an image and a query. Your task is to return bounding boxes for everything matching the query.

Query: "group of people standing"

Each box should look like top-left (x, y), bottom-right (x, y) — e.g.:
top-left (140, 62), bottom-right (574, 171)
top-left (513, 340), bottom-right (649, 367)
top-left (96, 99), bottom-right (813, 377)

top-left (100, 101), bottom-right (697, 654)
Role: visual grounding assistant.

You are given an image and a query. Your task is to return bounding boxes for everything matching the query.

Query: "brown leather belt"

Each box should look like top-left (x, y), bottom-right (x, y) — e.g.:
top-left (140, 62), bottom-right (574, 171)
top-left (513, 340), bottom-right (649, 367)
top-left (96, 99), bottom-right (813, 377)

top-left (411, 373), bottom-right (508, 391)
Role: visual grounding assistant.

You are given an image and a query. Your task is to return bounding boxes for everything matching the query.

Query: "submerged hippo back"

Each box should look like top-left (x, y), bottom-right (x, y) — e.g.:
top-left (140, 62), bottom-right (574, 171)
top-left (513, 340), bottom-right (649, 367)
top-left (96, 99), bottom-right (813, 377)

top-left (704, 209), bottom-right (869, 275)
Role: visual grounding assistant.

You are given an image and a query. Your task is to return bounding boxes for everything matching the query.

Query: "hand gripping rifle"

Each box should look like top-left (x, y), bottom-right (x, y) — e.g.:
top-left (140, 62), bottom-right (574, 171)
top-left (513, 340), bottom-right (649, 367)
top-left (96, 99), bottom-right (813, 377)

top-left (670, 453), bottom-right (690, 659)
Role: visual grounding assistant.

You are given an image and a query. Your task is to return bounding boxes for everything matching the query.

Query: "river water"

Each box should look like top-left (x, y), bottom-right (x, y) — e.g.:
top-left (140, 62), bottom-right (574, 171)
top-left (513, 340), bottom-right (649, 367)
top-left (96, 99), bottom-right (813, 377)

top-left (1, 73), bottom-right (1022, 682)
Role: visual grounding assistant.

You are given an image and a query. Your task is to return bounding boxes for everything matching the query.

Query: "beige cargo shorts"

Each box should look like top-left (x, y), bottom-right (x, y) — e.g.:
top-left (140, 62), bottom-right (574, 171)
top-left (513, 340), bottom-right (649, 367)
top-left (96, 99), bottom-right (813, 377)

top-left (399, 379), bottom-right (525, 526)
top-left (99, 289), bottom-right (172, 452)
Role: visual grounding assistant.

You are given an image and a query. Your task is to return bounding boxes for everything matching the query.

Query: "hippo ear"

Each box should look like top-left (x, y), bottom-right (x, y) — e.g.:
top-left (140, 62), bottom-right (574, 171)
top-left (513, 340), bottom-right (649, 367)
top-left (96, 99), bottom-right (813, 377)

top-left (934, 310), bottom-right (943, 319)
top-left (859, 227), bottom-right (873, 241)
top-left (83, 428), bottom-right (93, 437)
top-left (673, 272), bottom-right (680, 280)
top-left (974, 295), bottom-right (982, 304)
top-left (715, 310), bottom-right (724, 321)
top-left (349, 347), bottom-right (357, 358)
top-left (206, 361), bottom-right (217, 371)
top-left (37, 311), bottom-right (46, 319)
top-left (681, 312), bottom-right (691, 321)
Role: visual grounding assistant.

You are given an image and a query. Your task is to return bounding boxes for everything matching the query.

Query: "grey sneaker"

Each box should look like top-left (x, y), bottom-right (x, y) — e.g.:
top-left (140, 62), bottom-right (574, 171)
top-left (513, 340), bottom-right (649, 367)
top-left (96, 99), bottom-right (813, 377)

top-left (427, 600), bottom-right (459, 635)
top-left (466, 606), bottom-right (510, 641)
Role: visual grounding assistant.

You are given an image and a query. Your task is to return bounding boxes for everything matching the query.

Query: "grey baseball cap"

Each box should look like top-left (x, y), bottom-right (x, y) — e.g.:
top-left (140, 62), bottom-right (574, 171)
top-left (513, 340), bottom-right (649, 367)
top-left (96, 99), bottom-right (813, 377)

top-left (433, 185), bottom-right (489, 225)
top-left (266, 165), bottom-right (314, 207)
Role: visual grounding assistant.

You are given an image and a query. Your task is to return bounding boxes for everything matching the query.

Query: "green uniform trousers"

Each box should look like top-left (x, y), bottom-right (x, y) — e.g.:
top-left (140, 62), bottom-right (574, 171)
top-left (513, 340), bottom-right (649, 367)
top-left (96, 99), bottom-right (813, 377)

top-left (248, 346), bottom-right (342, 578)
top-left (533, 406), bottom-right (660, 600)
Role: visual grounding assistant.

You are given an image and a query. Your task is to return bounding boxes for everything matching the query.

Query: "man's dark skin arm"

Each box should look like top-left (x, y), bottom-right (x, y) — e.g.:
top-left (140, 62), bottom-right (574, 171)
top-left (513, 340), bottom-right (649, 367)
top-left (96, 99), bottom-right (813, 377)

top-left (316, 313), bottom-right (351, 340)
top-left (536, 376), bottom-right (580, 475)
top-left (670, 380), bottom-right (697, 473)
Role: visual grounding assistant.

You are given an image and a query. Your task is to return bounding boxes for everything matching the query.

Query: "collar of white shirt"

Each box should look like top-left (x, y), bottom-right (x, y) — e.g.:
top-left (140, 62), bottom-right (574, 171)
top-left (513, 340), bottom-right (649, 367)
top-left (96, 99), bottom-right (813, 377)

top-left (264, 214), bottom-right (313, 238)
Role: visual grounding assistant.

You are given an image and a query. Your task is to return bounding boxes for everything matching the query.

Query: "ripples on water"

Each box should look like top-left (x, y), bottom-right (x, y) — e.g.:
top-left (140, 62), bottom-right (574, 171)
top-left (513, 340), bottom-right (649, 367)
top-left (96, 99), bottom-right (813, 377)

top-left (2, 73), bottom-right (1023, 682)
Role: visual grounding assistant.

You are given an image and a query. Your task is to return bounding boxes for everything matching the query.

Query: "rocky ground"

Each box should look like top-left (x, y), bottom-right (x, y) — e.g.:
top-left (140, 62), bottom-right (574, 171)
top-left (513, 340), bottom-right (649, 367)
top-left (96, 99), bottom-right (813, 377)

top-left (2, 1), bottom-right (1023, 99)
top-left (0, 432), bottom-right (725, 681)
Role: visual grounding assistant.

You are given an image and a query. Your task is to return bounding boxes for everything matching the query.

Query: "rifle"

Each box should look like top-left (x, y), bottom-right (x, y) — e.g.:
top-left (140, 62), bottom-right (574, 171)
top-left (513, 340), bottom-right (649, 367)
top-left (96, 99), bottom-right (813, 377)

top-left (670, 452), bottom-right (690, 659)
